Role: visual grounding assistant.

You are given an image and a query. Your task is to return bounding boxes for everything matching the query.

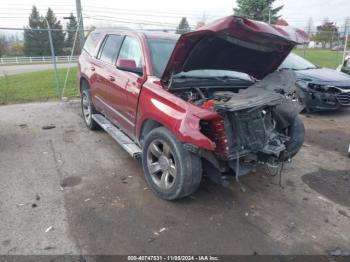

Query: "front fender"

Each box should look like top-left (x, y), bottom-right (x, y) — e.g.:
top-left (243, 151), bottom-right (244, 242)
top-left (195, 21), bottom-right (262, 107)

top-left (136, 81), bottom-right (216, 151)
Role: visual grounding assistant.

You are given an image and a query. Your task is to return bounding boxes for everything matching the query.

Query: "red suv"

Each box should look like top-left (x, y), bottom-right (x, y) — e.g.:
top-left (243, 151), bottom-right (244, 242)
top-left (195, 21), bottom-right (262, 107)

top-left (78, 16), bottom-right (308, 200)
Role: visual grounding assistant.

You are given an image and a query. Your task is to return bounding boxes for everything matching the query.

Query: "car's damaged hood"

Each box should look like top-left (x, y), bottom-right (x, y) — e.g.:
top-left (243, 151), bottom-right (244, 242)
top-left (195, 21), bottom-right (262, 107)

top-left (161, 16), bottom-right (309, 86)
top-left (296, 68), bottom-right (350, 87)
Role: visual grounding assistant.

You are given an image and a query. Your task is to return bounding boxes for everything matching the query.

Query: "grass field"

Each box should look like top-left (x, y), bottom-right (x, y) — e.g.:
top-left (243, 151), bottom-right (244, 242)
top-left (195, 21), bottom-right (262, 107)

top-left (0, 67), bottom-right (78, 104)
top-left (293, 48), bottom-right (344, 69)
top-left (0, 49), bottom-right (346, 104)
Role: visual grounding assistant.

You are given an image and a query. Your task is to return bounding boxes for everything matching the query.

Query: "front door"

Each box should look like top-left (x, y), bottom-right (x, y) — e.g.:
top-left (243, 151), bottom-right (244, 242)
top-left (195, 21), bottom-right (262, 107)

top-left (113, 36), bottom-right (146, 137)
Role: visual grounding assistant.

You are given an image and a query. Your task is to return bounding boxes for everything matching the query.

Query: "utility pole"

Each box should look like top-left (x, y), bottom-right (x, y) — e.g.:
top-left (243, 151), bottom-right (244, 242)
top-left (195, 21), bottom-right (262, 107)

top-left (343, 28), bottom-right (349, 62)
top-left (44, 18), bottom-right (61, 98)
top-left (76, 0), bottom-right (85, 49)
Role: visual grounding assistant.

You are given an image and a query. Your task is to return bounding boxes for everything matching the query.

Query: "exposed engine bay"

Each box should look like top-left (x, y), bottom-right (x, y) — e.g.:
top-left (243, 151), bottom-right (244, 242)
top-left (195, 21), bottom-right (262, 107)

top-left (172, 70), bottom-right (304, 181)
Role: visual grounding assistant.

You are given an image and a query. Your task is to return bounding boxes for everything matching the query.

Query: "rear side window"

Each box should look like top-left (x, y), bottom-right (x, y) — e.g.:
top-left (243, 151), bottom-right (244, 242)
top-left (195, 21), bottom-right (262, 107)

top-left (83, 32), bottom-right (101, 56)
top-left (118, 36), bottom-right (144, 68)
top-left (99, 35), bottom-right (124, 64)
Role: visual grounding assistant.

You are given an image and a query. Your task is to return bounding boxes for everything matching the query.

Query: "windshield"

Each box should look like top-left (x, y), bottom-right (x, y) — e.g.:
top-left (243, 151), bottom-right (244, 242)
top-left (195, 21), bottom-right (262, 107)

top-left (147, 38), bottom-right (177, 77)
top-left (279, 53), bottom-right (317, 70)
top-left (147, 38), bottom-right (252, 81)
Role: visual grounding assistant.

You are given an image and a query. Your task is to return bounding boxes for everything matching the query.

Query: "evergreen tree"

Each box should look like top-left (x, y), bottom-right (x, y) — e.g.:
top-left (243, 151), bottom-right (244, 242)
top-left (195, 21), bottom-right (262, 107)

top-left (42, 8), bottom-right (65, 55)
top-left (65, 13), bottom-right (81, 55)
top-left (0, 34), bottom-right (8, 58)
top-left (234, 0), bottom-right (283, 23)
top-left (176, 17), bottom-right (191, 34)
top-left (24, 6), bottom-right (45, 55)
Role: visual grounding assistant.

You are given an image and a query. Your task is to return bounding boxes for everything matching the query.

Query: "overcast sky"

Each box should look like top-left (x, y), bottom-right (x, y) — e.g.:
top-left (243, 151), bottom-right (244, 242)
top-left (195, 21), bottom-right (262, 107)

top-left (0, 0), bottom-right (349, 32)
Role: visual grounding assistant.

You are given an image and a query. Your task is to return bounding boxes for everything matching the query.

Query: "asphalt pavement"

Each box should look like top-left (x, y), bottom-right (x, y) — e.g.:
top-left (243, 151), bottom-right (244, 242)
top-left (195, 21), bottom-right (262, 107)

top-left (0, 63), bottom-right (76, 76)
top-left (0, 100), bottom-right (349, 256)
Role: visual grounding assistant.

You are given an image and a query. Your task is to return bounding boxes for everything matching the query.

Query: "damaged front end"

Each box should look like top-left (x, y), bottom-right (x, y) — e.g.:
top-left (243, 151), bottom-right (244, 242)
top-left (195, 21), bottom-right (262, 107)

top-left (160, 15), bottom-right (308, 187)
top-left (173, 71), bottom-right (304, 187)
top-left (296, 80), bottom-right (350, 111)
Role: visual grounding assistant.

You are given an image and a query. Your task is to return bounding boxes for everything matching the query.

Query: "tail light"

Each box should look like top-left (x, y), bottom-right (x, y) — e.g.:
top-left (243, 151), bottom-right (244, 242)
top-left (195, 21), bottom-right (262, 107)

top-left (200, 118), bottom-right (229, 160)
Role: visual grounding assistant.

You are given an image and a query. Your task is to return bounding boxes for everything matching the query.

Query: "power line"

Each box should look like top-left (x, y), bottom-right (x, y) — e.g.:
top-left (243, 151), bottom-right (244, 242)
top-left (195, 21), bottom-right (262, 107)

top-left (83, 5), bottom-right (224, 17)
top-left (83, 14), bottom-right (193, 26)
top-left (0, 7), bottom-right (75, 11)
top-left (82, 10), bottom-right (215, 20)
top-left (83, 16), bottom-right (183, 28)
top-left (0, 27), bottom-right (88, 31)
top-left (0, 5), bottom-right (348, 25)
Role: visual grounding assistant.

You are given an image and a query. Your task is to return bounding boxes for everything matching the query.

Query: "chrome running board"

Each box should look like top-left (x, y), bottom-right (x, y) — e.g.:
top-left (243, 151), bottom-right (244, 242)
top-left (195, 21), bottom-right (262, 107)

top-left (92, 114), bottom-right (141, 159)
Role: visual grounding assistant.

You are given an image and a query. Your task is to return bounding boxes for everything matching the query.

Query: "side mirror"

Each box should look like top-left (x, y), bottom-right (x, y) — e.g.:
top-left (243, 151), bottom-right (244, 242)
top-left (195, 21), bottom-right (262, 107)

top-left (116, 59), bottom-right (143, 75)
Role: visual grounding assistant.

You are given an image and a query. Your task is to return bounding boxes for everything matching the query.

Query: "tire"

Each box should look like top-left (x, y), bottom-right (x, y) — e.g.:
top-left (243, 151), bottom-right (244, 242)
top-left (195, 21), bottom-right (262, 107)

top-left (281, 116), bottom-right (305, 161)
top-left (81, 85), bottom-right (99, 130)
top-left (142, 127), bottom-right (202, 200)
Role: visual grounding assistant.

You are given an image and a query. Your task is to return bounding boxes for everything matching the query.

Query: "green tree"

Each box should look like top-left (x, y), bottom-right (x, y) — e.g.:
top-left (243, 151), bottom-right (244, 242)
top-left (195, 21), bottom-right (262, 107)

top-left (234, 0), bottom-right (283, 23)
top-left (313, 21), bottom-right (339, 48)
top-left (65, 13), bottom-right (81, 55)
top-left (0, 34), bottom-right (8, 57)
top-left (9, 42), bottom-right (24, 56)
top-left (42, 8), bottom-right (65, 55)
top-left (24, 6), bottom-right (46, 56)
top-left (176, 17), bottom-right (191, 34)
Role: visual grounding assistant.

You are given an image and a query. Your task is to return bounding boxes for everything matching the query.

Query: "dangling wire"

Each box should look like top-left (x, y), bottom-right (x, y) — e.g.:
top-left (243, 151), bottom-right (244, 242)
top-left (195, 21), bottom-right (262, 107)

top-left (235, 152), bottom-right (246, 193)
top-left (278, 160), bottom-right (285, 189)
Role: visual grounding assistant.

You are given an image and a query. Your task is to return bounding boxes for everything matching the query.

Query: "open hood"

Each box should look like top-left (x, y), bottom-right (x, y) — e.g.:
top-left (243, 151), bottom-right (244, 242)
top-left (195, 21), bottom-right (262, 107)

top-left (161, 16), bottom-right (309, 86)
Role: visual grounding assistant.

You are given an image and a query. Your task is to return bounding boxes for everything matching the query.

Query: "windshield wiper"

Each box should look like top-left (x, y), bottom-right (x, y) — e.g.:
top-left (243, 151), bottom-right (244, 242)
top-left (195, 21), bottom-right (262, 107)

top-left (215, 75), bottom-right (245, 80)
top-left (279, 67), bottom-right (295, 71)
top-left (175, 75), bottom-right (249, 82)
top-left (297, 67), bottom-right (317, 70)
top-left (175, 75), bottom-right (212, 80)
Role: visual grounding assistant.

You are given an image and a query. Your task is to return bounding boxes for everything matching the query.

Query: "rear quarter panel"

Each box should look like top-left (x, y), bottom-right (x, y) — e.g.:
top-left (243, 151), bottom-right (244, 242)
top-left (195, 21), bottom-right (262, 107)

top-left (78, 32), bottom-right (105, 91)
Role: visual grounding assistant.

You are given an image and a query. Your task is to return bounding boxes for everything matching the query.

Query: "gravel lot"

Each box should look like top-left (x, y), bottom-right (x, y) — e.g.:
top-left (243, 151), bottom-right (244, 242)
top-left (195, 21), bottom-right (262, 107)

top-left (0, 100), bottom-right (349, 256)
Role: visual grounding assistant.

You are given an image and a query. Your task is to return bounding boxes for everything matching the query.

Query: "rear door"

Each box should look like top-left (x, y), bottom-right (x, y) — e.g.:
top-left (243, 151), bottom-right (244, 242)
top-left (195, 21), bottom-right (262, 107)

top-left (79, 32), bottom-right (102, 107)
top-left (93, 34), bottom-right (128, 127)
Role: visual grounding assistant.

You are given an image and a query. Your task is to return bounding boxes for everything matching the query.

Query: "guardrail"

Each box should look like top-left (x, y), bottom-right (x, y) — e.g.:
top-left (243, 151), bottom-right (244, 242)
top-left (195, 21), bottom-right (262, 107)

top-left (0, 56), bottom-right (79, 65)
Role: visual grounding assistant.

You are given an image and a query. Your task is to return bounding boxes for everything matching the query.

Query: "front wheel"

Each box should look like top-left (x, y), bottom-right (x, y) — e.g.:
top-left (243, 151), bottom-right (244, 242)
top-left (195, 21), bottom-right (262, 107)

top-left (142, 127), bottom-right (202, 200)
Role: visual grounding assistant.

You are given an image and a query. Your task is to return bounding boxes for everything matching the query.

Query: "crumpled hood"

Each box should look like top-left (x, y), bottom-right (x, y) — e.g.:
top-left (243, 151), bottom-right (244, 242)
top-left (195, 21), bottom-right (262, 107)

top-left (296, 68), bottom-right (350, 87)
top-left (161, 15), bottom-right (309, 86)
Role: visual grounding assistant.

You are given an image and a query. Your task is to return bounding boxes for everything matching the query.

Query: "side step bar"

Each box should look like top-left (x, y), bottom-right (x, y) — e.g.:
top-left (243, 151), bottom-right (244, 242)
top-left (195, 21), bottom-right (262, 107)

top-left (92, 114), bottom-right (142, 159)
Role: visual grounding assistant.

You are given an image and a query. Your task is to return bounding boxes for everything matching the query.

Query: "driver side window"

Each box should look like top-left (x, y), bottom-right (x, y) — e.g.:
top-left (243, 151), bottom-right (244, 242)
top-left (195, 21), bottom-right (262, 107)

top-left (118, 36), bottom-right (144, 70)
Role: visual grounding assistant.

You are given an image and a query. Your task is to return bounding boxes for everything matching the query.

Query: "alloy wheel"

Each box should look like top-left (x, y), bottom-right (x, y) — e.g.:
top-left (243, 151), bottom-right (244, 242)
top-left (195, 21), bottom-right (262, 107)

top-left (146, 139), bottom-right (177, 190)
top-left (82, 93), bottom-right (91, 125)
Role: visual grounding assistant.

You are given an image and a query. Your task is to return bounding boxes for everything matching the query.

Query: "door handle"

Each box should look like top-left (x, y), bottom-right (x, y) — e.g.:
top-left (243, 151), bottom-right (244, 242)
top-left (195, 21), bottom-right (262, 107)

top-left (90, 66), bottom-right (95, 71)
top-left (109, 76), bottom-right (115, 82)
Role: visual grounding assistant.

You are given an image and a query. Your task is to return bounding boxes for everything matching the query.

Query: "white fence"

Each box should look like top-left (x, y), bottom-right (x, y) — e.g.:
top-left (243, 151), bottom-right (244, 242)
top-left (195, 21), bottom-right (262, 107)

top-left (0, 56), bottom-right (79, 65)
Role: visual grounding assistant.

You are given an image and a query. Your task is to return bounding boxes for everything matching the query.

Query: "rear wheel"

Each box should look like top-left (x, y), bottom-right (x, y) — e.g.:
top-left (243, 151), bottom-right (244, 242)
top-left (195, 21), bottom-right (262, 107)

top-left (81, 85), bottom-right (99, 130)
top-left (142, 127), bottom-right (202, 200)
